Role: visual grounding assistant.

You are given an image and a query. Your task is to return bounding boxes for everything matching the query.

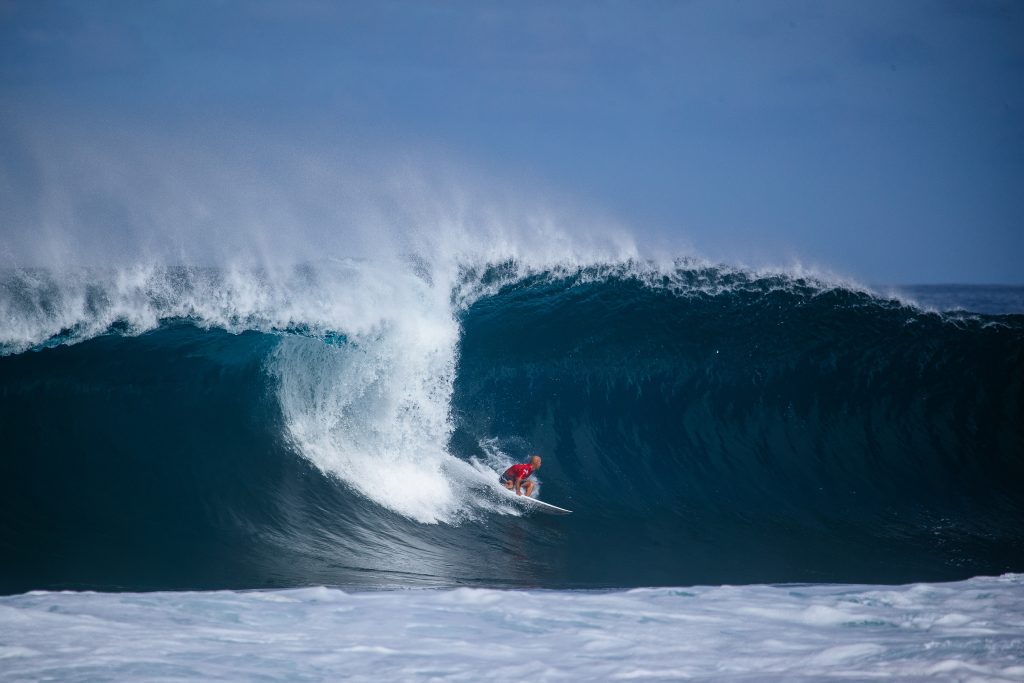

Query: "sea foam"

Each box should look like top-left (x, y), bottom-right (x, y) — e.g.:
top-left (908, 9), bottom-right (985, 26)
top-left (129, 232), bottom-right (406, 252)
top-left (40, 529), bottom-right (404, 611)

top-left (1, 575), bottom-right (1021, 682)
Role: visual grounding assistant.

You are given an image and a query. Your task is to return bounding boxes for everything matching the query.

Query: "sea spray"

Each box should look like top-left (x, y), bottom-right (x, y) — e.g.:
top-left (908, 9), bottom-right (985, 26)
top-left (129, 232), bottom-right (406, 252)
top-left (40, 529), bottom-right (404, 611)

top-left (267, 258), bottom-right (463, 523)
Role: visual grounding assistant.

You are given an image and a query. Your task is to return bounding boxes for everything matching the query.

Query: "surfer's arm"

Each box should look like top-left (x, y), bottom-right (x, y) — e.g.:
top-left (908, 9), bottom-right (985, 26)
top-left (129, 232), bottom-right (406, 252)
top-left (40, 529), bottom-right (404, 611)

top-left (513, 476), bottom-right (524, 495)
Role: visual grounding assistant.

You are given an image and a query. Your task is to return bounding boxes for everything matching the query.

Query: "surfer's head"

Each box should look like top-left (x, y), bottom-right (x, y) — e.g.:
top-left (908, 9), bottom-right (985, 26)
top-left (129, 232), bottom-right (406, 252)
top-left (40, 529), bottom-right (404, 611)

top-left (530, 455), bottom-right (542, 469)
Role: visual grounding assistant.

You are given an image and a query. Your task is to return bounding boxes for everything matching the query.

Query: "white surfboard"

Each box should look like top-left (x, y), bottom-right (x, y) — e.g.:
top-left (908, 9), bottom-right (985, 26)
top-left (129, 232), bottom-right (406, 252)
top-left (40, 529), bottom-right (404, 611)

top-left (501, 488), bottom-right (572, 515)
top-left (517, 496), bottom-right (572, 515)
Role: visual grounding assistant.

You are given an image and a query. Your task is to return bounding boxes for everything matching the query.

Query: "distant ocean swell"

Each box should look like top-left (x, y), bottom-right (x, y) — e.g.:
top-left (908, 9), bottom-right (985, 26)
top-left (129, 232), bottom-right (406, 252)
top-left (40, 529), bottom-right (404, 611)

top-left (1, 262), bottom-right (1021, 593)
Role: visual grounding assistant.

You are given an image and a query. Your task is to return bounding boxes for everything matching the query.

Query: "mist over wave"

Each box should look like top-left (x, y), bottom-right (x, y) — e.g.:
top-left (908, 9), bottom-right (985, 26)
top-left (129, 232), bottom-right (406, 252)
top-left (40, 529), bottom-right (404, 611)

top-left (1, 250), bottom-right (1021, 593)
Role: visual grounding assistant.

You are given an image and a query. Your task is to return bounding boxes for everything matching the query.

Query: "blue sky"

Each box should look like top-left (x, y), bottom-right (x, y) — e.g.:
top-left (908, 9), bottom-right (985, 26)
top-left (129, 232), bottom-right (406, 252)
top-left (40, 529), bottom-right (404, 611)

top-left (1, 0), bottom-right (1022, 282)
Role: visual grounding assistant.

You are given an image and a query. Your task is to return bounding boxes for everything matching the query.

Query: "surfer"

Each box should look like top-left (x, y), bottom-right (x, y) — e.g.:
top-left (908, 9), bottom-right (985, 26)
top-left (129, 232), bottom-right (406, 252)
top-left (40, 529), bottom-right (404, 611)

top-left (499, 455), bottom-right (541, 497)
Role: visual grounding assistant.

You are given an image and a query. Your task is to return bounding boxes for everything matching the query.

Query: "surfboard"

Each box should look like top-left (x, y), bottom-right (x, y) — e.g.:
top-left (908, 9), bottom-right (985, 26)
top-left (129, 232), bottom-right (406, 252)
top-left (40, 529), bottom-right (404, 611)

top-left (502, 489), bottom-right (572, 515)
top-left (517, 496), bottom-right (572, 515)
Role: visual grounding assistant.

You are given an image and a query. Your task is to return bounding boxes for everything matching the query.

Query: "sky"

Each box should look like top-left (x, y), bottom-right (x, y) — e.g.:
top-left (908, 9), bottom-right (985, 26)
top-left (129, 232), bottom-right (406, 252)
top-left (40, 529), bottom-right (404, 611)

top-left (1, 0), bottom-right (1022, 283)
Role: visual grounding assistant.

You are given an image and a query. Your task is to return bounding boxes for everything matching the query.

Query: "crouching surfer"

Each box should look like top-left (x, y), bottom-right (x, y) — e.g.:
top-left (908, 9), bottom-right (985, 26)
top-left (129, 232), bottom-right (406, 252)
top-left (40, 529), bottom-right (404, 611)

top-left (499, 455), bottom-right (542, 497)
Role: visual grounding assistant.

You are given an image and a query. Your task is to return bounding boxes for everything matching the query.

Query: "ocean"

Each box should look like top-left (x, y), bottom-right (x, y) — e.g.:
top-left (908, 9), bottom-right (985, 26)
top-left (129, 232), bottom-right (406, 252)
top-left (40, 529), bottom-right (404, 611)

top-left (1, 260), bottom-right (1022, 680)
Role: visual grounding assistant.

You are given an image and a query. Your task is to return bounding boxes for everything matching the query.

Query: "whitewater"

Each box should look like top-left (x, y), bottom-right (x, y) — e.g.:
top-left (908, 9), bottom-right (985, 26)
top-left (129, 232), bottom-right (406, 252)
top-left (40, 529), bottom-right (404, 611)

top-left (2, 576), bottom-right (1023, 681)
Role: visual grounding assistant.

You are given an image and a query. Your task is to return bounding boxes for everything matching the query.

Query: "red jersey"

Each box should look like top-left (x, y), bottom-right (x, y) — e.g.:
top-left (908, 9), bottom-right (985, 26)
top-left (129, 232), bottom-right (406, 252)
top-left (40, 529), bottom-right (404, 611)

top-left (502, 463), bottom-right (534, 481)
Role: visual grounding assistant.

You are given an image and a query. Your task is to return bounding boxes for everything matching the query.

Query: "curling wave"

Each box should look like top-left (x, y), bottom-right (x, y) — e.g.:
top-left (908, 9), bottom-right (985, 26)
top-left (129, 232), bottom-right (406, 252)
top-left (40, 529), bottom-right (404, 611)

top-left (0, 260), bottom-right (1021, 593)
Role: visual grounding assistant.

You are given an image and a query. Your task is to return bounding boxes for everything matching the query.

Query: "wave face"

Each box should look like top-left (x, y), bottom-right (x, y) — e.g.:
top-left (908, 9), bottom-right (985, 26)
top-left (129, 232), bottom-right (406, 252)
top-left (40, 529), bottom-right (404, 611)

top-left (1, 263), bottom-right (1022, 593)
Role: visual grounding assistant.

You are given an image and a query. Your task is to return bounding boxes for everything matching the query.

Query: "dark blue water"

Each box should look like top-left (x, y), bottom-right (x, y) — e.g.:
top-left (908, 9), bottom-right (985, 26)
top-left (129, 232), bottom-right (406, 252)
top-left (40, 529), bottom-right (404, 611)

top-left (1, 267), bottom-right (1021, 594)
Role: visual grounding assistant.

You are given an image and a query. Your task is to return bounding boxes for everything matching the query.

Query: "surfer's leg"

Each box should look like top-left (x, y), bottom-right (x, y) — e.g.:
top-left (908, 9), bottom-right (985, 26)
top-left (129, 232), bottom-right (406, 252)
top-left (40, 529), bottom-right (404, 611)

top-left (523, 481), bottom-right (535, 497)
